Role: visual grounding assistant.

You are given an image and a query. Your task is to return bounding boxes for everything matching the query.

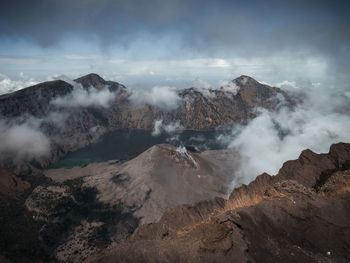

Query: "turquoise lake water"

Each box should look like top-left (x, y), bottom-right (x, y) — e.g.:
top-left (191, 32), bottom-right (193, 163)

top-left (49, 130), bottom-right (228, 168)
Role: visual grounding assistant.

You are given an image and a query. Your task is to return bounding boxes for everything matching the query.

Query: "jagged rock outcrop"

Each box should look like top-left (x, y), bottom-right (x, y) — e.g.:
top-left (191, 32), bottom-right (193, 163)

top-left (91, 143), bottom-right (350, 263)
top-left (173, 75), bottom-right (294, 130)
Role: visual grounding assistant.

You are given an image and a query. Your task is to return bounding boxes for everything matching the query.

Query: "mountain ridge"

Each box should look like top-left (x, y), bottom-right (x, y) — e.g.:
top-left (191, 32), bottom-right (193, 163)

top-left (91, 142), bottom-right (350, 263)
top-left (0, 73), bottom-right (296, 174)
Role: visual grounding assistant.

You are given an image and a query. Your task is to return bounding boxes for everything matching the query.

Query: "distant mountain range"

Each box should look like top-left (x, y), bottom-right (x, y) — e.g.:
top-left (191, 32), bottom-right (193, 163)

top-left (0, 73), bottom-right (296, 173)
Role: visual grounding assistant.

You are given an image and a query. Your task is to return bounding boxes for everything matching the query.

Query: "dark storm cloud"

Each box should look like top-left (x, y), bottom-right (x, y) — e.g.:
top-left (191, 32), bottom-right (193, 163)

top-left (0, 0), bottom-right (191, 47)
top-left (0, 0), bottom-right (349, 76)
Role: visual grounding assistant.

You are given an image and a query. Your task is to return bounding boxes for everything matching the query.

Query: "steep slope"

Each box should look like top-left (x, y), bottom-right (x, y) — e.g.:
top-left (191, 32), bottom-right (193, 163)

top-left (74, 73), bottom-right (127, 93)
top-left (174, 75), bottom-right (294, 129)
top-left (24, 144), bottom-right (239, 262)
top-left (91, 143), bottom-right (350, 263)
top-left (0, 80), bottom-right (73, 118)
top-left (0, 74), bottom-right (127, 173)
top-left (0, 168), bottom-right (29, 196)
top-left (74, 73), bottom-right (107, 91)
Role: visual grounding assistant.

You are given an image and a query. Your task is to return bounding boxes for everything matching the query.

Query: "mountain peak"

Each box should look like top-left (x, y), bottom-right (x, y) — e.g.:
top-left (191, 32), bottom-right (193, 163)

top-left (74, 73), bottom-right (106, 90)
top-left (232, 75), bottom-right (259, 86)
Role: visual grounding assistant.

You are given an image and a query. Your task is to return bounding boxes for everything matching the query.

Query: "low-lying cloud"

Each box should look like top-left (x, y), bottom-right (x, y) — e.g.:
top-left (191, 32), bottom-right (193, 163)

top-left (152, 119), bottom-right (183, 136)
top-left (52, 86), bottom-right (116, 108)
top-left (0, 119), bottom-right (50, 160)
top-left (130, 86), bottom-right (181, 110)
top-left (0, 73), bottom-right (38, 95)
top-left (0, 76), bottom-right (119, 164)
top-left (223, 82), bottom-right (350, 185)
top-left (219, 80), bottom-right (240, 95)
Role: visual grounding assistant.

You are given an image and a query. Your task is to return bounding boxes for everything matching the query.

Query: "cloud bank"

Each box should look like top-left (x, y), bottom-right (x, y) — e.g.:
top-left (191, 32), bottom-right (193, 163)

top-left (219, 80), bottom-right (240, 95)
top-left (0, 76), bottom-right (119, 163)
top-left (0, 119), bottom-right (50, 160)
top-left (189, 80), bottom-right (216, 99)
top-left (130, 86), bottom-right (181, 110)
top-left (224, 82), bottom-right (350, 185)
top-left (1, 1), bottom-right (348, 62)
top-left (152, 119), bottom-right (183, 136)
top-left (52, 86), bottom-right (116, 108)
top-left (0, 73), bottom-right (38, 95)
top-left (1, 0), bottom-right (348, 88)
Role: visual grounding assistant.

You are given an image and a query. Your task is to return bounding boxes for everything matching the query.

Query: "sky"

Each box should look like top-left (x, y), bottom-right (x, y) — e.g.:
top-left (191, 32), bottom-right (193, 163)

top-left (0, 0), bottom-right (349, 89)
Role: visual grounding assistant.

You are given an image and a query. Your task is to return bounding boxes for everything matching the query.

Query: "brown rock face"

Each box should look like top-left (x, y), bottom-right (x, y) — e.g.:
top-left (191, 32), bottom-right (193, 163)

top-left (172, 75), bottom-right (294, 130)
top-left (0, 168), bottom-right (29, 196)
top-left (91, 143), bottom-right (350, 263)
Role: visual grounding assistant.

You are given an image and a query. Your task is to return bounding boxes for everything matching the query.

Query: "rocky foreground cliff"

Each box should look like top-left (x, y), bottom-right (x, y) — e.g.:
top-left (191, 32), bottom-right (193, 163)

top-left (2, 142), bottom-right (350, 262)
top-left (90, 143), bottom-right (350, 263)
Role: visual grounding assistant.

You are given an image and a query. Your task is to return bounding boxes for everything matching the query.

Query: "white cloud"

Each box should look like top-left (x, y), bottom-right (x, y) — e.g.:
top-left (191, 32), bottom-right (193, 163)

top-left (152, 120), bottom-right (163, 136)
top-left (192, 79), bottom-right (212, 89)
top-left (52, 85), bottom-right (116, 108)
top-left (208, 58), bottom-right (231, 68)
top-left (0, 119), bottom-right (50, 160)
top-left (223, 82), bottom-right (350, 185)
top-left (0, 73), bottom-right (38, 95)
top-left (190, 79), bottom-right (217, 99)
top-left (163, 121), bottom-right (183, 134)
top-left (219, 80), bottom-right (240, 95)
top-left (44, 111), bottom-right (69, 127)
top-left (63, 54), bottom-right (100, 60)
top-left (276, 80), bottom-right (298, 89)
top-left (152, 119), bottom-right (183, 136)
top-left (0, 75), bottom-right (119, 163)
top-left (130, 86), bottom-right (181, 110)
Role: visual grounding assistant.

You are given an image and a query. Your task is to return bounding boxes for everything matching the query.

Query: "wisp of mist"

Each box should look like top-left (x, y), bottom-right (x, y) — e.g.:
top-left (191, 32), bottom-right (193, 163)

top-left (224, 81), bottom-right (350, 185)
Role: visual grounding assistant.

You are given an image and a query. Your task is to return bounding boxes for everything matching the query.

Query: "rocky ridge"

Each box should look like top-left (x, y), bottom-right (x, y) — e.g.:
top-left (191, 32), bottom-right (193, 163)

top-left (91, 143), bottom-right (350, 263)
